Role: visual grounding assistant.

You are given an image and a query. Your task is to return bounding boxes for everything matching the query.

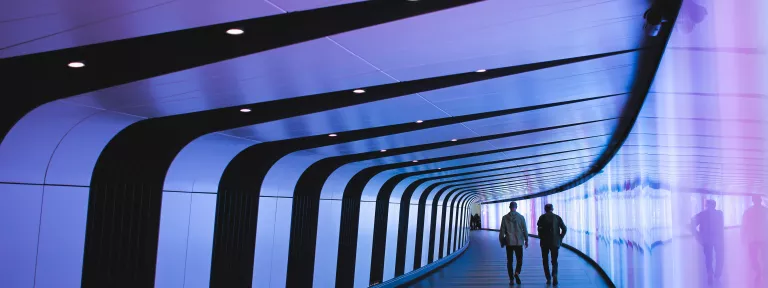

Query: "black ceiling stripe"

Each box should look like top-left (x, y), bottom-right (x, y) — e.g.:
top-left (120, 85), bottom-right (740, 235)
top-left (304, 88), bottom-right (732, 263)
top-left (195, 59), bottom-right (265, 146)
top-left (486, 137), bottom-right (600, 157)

top-left (0, 0), bottom-right (487, 143)
top-left (212, 95), bottom-right (620, 286)
top-left (482, 0), bottom-right (683, 204)
top-left (289, 121), bottom-right (612, 286)
top-left (81, 51), bottom-right (625, 288)
top-left (0, 39), bottom-right (636, 148)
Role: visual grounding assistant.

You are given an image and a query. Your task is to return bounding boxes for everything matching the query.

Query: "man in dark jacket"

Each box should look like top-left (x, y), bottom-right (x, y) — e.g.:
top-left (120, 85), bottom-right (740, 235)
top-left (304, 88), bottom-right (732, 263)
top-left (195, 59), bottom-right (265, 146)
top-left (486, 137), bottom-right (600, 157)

top-left (537, 204), bottom-right (567, 285)
top-left (692, 199), bottom-right (724, 284)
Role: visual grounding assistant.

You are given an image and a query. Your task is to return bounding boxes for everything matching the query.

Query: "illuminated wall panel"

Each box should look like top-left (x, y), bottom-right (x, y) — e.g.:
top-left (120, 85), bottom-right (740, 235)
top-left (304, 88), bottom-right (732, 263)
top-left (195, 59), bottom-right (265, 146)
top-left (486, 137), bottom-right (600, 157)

top-left (155, 192), bottom-right (192, 288)
top-left (354, 201), bottom-right (376, 288)
top-left (383, 202), bottom-right (400, 280)
top-left (0, 184), bottom-right (43, 288)
top-left (184, 194), bottom-right (216, 287)
top-left (34, 186), bottom-right (89, 288)
top-left (313, 200), bottom-right (343, 287)
top-left (483, 179), bottom-right (767, 288)
top-left (403, 204), bottom-right (419, 274)
top-left (252, 197), bottom-right (278, 288)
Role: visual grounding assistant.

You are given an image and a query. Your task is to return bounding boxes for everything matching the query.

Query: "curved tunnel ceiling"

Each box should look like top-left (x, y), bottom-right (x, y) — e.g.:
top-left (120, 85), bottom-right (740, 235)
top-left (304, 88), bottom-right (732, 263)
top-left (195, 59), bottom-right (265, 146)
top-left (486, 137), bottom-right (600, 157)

top-left (0, 0), bottom-right (684, 287)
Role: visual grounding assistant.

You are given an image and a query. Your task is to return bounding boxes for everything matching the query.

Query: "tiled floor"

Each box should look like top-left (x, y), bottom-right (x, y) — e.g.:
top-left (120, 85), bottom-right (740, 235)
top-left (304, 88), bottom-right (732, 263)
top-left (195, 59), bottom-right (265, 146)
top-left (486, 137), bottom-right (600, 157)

top-left (410, 230), bottom-right (611, 287)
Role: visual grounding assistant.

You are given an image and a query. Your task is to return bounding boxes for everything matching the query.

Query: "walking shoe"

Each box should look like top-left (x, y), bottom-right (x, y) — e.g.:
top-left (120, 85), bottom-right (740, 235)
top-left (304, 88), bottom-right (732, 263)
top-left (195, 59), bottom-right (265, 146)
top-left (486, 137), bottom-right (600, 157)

top-left (514, 274), bottom-right (522, 284)
top-left (553, 277), bottom-right (559, 286)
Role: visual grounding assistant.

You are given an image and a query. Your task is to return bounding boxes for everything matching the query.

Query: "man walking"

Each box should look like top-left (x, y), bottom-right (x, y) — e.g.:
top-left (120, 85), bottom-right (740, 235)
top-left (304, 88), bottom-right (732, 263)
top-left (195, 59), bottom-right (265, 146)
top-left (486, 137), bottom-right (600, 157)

top-left (538, 204), bottom-right (567, 285)
top-left (499, 202), bottom-right (528, 285)
top-left (742, 195), bottom-right (768, 286)
top-left (692, 199), bottom-right (724, 285)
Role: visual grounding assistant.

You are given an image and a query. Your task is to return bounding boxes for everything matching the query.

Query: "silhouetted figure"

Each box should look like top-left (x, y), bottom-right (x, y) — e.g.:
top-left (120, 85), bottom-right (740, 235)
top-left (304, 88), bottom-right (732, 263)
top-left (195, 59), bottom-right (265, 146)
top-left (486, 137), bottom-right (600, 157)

top-left (691, 199), bottom-right (724, 284)
top-left (499, 201), bottom-right (528, 285)
top-left (742, 195), bottom-right (768, 285)
top-left (474, 214), bottom-right (481, 230)
top-left (538, 204), bottom-right (567, 286)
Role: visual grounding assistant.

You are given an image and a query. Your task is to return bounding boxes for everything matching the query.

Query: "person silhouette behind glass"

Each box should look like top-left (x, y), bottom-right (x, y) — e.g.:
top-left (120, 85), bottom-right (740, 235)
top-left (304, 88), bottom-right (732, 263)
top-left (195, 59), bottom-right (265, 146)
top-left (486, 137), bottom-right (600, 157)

top-left (538, 204), bottom-right (567, 286)
top-left (691, 199), bottom-right (724, 284)
top-left (499, 201), bottom-right (528, 285)
top-left (742, 195), bottom-right (768, 285)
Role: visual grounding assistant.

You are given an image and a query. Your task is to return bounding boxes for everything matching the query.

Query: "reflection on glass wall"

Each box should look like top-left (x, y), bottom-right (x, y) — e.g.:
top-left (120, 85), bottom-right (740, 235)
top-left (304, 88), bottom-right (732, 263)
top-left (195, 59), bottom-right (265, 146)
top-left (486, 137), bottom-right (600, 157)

top-left (484, 0), bottom-right (768, 286)
top-left (482, 178), bottom-right (767, 287)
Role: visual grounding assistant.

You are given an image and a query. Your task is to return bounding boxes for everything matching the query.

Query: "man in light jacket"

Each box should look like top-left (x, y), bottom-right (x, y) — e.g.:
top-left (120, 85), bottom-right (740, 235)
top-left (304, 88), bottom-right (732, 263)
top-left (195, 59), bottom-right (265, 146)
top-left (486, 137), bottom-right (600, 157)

top-left (499, 201), bottom-right (528, 285)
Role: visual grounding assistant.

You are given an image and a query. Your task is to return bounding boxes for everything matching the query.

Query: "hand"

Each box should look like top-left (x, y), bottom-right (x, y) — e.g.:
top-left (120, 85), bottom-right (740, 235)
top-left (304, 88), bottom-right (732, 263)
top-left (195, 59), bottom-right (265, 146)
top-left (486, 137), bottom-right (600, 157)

top-left (524, 242), bottom-right (528, 249)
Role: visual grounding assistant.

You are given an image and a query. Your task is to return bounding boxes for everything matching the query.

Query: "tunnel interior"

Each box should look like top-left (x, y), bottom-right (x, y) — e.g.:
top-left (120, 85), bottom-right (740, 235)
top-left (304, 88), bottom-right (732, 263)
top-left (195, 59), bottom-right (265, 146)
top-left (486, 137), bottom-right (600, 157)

top-left (0, 0), bottom-right (766, 287)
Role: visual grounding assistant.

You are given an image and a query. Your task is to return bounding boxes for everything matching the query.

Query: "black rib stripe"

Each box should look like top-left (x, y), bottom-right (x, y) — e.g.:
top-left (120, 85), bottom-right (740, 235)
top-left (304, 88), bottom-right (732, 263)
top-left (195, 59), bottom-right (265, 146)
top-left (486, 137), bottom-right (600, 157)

top-left (213, 93), bottom-right (619, 287)
top-left (289, 120), bottom-right (613, 285)
top-left (84, 49), bottom-right (622, 288)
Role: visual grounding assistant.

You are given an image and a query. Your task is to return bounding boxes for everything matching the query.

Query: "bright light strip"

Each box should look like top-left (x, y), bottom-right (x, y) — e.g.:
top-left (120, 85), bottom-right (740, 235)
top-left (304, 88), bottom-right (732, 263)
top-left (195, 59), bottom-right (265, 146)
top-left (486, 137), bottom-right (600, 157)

top-left (68, 62), bottom-right (85, 68)
top-left (239, 108), bottom-right (251, 113)
top-left (353, 89), bottom-right (366, 94)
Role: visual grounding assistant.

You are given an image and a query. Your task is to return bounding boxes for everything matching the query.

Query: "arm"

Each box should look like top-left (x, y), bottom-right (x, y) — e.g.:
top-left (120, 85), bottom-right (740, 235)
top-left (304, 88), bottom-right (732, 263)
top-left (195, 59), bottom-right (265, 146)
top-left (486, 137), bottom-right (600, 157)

top-left (559, 216), bottom-right (567, 239)
top-left (537, 216), bottom-right (543, 235)
top-left (522, 216), bottom-right (529, 247)
top-left (499, 216), bottom-right (506, 246)
top-left (690, 214), bottom-right (701, 242)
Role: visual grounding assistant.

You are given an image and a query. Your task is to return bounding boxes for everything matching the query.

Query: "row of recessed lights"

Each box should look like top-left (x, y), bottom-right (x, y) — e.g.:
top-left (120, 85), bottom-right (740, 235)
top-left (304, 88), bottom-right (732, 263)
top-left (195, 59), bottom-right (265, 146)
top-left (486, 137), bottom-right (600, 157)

top-left (66, 23), bottom-right (464, 171)
top-left (65, 20), bottom-right (493, 73)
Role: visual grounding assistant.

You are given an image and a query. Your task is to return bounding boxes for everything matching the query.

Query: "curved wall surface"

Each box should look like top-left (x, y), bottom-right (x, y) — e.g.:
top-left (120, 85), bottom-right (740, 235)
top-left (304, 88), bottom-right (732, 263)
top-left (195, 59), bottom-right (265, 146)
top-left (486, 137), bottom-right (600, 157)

top-left (3, 0), bottom-right (754, 287)
top-left (483, 1), bottom-right (768, 287)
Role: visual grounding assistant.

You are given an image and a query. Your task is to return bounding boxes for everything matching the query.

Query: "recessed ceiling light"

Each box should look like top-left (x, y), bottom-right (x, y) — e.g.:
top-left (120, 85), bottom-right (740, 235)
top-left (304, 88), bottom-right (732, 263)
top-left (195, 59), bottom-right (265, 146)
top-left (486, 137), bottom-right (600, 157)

top-left (438, 167), bottom-right (442, 169)
top-left (451, 139), bottom-right (458, 142)
top-left (415, 120), bottom-right (423, 123)
top-left (226, 28), bottom-right (244, 35)
top-left (475, 69), bottom-right (486, 73)
top-left (239, 108), bottom-right (251, 113)
top-left (68, 62), bottom-right (85, 68)
top-left (328, 133), bottom-right (338, 137)
top-left (380, 149), bottom-right (387, 152)
top-left (353, 89), bottom-right (366, 94)
top-left (412, 160), bottom-right (419, 163)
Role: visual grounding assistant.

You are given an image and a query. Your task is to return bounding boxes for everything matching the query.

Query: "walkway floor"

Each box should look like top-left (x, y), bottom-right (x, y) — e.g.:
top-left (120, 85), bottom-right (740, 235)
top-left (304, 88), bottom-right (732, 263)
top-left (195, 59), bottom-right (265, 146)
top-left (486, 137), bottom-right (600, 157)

top-left (410, 230), bottom-right (611, 287)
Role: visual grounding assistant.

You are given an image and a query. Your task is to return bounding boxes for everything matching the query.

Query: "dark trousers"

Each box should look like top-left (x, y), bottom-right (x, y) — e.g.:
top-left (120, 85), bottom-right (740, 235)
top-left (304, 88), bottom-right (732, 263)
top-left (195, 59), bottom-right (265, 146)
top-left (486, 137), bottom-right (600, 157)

top-left (541, 246), bottom-right (560, 279)
top-left (702, 242), bottom-right (724, 278)
top-left (505, 245), bottom-right (524, 279)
